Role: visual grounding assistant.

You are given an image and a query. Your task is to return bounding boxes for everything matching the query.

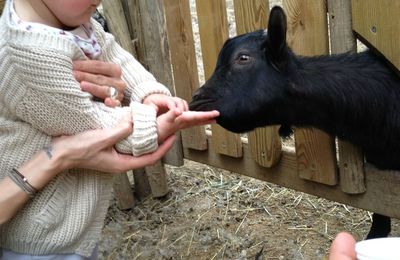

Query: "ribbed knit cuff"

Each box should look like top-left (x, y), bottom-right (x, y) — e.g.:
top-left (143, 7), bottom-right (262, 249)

top-left (130, 102), bottom-right (158, 156)
top-left (131, 81), bottom-right (171, 103)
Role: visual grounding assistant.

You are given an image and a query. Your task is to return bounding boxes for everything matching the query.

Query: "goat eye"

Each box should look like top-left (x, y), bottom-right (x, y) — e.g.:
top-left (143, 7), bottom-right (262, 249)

top-left (237, 54), bottom-right (251, 64)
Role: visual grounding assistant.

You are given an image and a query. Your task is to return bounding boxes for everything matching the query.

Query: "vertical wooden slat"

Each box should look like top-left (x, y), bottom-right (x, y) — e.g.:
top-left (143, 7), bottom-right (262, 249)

top-left (283, 0), bottom-right (338, 185)
top-left (102, 0), bottom-right (136, 209)
top-left (234, 0), bottom-right (269, 34)
top-left (136, 0), bottom-right (184, 167)
top-left (234, 0), bottom-right (282, 168)
top-left (103, 0), bottom-right (135, 55)
top-left (133, 169), bottom-right (152, 200)
top-left (352, 0), bottom-right (400, 71)
top-left (0, 0), bottom-right (4, 14)
top-left (164, 0), bottom-right (208, 150)
top-left (328, 0), bottom-right (366, 194)
top-left (118, 0), bottom-right (173, 198)
top-left (196, 0), bottom-right (243, 158)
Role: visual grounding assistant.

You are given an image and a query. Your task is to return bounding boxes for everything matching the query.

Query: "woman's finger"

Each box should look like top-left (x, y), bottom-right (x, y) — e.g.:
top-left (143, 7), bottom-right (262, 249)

top-left (329, 232), bottom-right (356, 260)
top-left (90, 120), bottom-right (133, 151)
top-left (81, 81), bottom-right (124, 101)
top-left (73, 60), bottom-right (122, 78)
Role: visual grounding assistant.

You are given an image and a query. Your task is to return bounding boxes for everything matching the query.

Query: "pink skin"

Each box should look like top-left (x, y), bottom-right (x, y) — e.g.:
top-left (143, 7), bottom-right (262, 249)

top-left (14, 0), bottom-right (101, 29)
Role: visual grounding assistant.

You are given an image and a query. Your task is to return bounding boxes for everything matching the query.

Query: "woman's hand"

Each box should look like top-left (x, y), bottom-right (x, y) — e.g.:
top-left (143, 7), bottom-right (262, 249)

top-left (0, 120), bottom-right (176, 225)
top-left (54, 119), bottom-right (176, 173)
top-left (73, 60), bottom-right (126, 107)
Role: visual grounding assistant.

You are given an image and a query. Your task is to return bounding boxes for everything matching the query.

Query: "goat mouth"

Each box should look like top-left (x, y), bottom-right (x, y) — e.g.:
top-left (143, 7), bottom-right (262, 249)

top-left (189, 98), bottom-right (216, 111)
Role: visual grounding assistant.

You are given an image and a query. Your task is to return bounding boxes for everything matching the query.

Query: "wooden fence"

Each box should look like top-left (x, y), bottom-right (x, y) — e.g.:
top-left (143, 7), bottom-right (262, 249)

top-left (101, 0), bottom-right (400, 219)
top-left (2, 0), bottom-right (397, 218)
top-left (111, 0), bottom-right (400, 219)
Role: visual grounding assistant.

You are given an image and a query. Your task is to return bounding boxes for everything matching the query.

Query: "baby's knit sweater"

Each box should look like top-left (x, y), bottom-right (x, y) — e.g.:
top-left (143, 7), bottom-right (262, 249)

top-left (0, 0), bottom-right (170, 257)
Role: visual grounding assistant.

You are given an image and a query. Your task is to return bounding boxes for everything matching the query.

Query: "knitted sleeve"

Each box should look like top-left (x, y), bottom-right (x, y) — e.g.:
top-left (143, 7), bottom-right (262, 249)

top-left (8, 47), bottom-right (158, 156)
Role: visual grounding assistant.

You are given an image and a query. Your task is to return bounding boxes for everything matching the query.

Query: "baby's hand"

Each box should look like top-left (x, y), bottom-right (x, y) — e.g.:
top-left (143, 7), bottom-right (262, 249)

top-left (157, 110), bottom-right (220, 143)
top-left (143, 94), bottom-right (188, 115)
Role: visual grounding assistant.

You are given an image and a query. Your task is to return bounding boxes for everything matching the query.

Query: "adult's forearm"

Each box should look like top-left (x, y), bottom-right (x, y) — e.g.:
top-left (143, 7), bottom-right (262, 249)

top-left (0, 149), bottom-right (61, 225)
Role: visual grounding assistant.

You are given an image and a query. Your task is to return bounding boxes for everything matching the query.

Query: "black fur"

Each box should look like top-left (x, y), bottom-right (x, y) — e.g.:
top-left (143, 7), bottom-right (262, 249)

top-left (190, 6), bottom-right (398, 239)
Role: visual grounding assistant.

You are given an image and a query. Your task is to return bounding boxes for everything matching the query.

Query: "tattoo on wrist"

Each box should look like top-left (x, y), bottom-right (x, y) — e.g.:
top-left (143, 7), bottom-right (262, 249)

top-left (43, 145), bottom-right (53, 159)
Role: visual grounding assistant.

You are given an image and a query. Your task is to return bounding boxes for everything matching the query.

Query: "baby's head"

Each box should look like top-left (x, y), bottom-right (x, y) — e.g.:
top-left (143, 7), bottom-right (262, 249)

top-left (24, 0), bottom-right (101, 29)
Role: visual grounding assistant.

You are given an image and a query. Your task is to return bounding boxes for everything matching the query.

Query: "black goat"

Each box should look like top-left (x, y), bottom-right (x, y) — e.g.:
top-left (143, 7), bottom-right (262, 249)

top-left (190, 6), bottom-right (399, 239)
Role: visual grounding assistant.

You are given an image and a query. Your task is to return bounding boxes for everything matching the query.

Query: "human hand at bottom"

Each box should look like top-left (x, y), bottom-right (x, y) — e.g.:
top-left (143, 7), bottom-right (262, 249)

top-left (156, 109), bottom-right (220, 143)
top-left (328, 232), bottom-right (356, 260)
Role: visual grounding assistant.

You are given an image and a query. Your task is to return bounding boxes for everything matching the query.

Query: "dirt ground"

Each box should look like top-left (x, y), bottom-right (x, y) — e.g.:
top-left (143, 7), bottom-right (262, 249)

top-left (99, 160), bottom-right (400, 260)
top-left (98, 1), bottom-right (399, 259)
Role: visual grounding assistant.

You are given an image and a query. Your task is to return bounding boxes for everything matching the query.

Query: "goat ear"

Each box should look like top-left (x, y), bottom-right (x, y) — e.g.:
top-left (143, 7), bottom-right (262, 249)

top-left (265, 6), bottom-right (288, 71)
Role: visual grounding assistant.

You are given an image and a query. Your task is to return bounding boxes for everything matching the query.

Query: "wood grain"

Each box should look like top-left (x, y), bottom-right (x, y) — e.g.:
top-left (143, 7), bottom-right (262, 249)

top-left (196, 0), bottom-right (243, 158)
top-left (164, 0), bottom-right (208, 150)
top-left (233, 0), bottom-right (282, 167)
top-left (352, 0), bottom-right (400, 71)
top-left (283, 0), bottom-right (338, 185)
top-left (328, 0), bottom-right (366, 194)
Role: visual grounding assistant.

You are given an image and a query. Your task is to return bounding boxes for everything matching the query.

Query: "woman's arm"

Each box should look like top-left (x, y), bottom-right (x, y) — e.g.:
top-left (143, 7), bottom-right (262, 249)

top-left (0, 121), bottom-right (177, 225)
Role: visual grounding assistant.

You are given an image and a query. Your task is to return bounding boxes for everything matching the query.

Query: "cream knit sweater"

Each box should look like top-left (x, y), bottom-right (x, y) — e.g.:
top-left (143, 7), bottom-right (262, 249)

top-left (0, 0), bottom-right (171, 257)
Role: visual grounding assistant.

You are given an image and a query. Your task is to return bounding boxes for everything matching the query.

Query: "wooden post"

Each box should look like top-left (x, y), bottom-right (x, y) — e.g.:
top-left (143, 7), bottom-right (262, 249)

top-left (234, 0), bottom-right (282, 168)
top-left (133, 0), bottom-right (184, 167)
top-left (102, 0), bottom-right (136, 209)
top-left (164, 0), bottom-right (208, 151)
top-left (328, 0), bottom-right (366, 194)
top-left (196, 0), bottom-right (243, 158)
top-left (124, 0), bottom-right (176, 197)
top-left (283, 0), bottom-right (338, 185)
top-left (0, 0), bottom-right (4, 14)
top-left (145, 162), bottom-right (169, 198)
top-left (102, 0), bottom-right (135, 55)
top-left (134, 0), bottom-right (179, 197)
top-left (133, 169), bottom-right (152, 200)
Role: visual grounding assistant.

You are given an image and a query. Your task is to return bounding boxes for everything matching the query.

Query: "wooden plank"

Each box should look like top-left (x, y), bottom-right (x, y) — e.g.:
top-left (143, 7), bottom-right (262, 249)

top-left (0, 0), bottom-right (4, 14)
top-left (352, 0), bottom-right (400, 71)
top-left (234, 0), bottom-right (269, 35)
top-left (137, 0), bottom-right (184, 167)
top-left (145, 162), bottom-right (169, 198)
top-left (234, 0), bottom-right (282, 168)
top-left (247, 127), bottom-right (282, 168)
top-left (164, 0), bottom-right (208, 151)
top-left (120, 0), bottom-right (174, 198)
top-left (121, 0), bottom-right (143, 60)
top-left (184, 137), bottom-right (400, 219)
top-left (328, 0), bottom-right (366, 194)
top-left (133, 169), bottom-right (152, 200)
top-left (102, 0), bottom-right (135, 55)
top-left (112, 173), bottom-right (135, 209)
top-left (196, 0), bottom-right (243, 158)
top-left (102, 0), bottom-right (137, 209)
top-left (283, 0), bottom-right (338, 185)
